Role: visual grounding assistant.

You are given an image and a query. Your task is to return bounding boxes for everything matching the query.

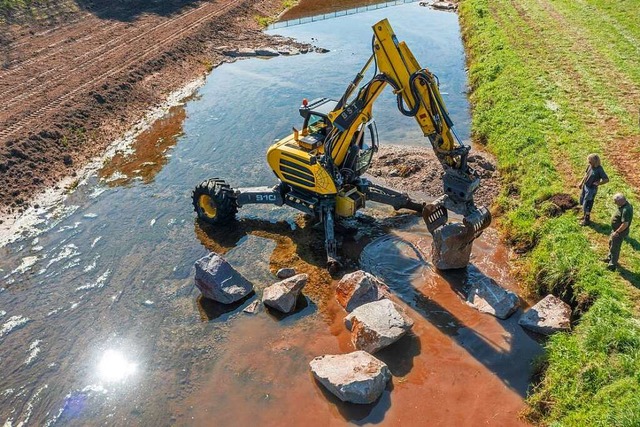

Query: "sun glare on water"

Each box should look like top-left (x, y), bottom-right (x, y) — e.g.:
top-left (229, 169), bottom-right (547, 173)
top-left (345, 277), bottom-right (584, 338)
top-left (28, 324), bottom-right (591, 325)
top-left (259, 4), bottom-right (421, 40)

top-left (97, 350), bottom-right (137, 382)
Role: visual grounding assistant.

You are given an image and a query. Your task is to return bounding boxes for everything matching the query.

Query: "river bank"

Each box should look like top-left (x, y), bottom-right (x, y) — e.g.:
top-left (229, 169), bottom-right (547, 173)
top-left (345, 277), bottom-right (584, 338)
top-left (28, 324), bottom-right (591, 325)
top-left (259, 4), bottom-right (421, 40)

top-left (0, 0), bottom-right (313, 223)
top-left (459, 0), bottom-right (640, 423)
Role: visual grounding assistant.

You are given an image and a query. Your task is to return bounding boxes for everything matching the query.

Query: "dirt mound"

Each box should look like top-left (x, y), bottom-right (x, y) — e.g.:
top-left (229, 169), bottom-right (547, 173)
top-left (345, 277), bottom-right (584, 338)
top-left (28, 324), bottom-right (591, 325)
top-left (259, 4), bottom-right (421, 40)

top-left (547, 193), bottom-right (578, 211)
top-left (538, 193), bottom-right (578, 217)
top-left (368, 145), bottom-right (500, 209)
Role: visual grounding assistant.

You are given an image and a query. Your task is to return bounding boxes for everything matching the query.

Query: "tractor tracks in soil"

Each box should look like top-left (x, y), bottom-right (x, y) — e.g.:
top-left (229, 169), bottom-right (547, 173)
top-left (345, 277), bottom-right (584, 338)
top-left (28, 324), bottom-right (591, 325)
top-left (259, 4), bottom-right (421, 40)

top-left (0, 0), bottom-right (297, 215)
top-left (0, 0), bottom-right (243, 140)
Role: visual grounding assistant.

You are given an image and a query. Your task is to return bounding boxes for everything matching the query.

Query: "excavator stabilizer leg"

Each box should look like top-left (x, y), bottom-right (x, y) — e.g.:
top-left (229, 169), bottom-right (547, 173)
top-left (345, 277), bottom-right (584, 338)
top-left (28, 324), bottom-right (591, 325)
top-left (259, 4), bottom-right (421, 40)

top-left (322, 204), bottom-right (341, 274)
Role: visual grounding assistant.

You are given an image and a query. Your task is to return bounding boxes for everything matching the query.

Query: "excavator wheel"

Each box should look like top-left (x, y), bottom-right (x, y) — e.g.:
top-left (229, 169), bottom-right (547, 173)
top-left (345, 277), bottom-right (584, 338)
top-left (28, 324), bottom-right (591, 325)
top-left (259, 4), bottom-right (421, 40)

top-left (192, 178), bottom-right (238, 225)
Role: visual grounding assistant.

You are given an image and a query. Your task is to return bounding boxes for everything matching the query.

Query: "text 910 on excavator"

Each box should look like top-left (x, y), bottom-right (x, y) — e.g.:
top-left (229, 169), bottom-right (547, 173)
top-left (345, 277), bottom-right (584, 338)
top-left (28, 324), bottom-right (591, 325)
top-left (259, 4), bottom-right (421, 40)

top-left (192, 18), bottom-right (491, 273)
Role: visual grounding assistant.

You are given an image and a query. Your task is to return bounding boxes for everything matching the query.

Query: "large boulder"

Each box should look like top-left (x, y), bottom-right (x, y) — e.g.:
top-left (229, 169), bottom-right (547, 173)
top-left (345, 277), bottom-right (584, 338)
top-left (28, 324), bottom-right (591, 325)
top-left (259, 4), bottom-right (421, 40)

top-left (194, 253), bottom-right (253, 304)
top-left (262, 274), bottom-right (308, 313)
top-left (336, 270), bottom-right (390, 312)
top-left (344, 299), bottom-right (414, 353)
top-left (519, 294), bottom-right (572, 335)
top-left (466, 276), bottom-right (520, 319)
top-left (431, 222), bottom-right (473, 270)
top-left (309, 351), bottom-right (391, 404)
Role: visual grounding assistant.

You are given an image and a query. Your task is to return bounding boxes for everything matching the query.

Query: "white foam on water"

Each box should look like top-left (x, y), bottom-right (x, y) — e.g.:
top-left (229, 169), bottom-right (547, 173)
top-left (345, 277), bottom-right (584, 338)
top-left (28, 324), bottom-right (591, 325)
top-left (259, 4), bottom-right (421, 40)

top-left (24, 340), bottom-right (42, 366)
top-left (91, 236), bottom-right (102, 248)
top-left (15, 384), bottom-right (48, 427)
top-left (76, 270), bottom-right (111, 292)
top-left (46, 244), bottom-right (80, 268)
top-left (8, 256), bottom-right (39, 277)
top-left (82, 255), bottom-right (100, 273)
top-left (0, 316), bottom-right (30, 338)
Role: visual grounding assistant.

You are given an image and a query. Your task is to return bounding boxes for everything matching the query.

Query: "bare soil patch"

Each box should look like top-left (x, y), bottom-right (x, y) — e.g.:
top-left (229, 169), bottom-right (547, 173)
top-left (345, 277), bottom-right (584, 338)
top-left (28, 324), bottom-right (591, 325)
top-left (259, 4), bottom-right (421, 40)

top-left (0, 0), bottom-right (314, 220)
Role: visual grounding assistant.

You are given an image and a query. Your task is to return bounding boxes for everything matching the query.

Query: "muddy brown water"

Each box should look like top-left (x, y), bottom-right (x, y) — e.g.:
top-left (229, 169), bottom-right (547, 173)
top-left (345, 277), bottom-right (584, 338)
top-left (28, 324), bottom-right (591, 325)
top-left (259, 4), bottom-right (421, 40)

top-left (0, 4), bottom-right (540, 426)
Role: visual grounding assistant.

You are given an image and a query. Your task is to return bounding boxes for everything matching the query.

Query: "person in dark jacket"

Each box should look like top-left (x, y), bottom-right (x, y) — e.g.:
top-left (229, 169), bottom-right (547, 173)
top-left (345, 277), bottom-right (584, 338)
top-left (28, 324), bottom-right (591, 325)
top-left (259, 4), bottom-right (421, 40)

top-left (604, 193), bottom-right (633, 271)
top-left (578, 153), bottom-right (609, 226)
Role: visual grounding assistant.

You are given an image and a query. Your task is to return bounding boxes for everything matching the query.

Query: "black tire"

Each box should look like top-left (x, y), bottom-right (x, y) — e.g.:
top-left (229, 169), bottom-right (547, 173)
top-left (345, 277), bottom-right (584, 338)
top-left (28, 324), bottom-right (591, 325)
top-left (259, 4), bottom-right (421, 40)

top-left (192, 178), bottom-right (238, 225)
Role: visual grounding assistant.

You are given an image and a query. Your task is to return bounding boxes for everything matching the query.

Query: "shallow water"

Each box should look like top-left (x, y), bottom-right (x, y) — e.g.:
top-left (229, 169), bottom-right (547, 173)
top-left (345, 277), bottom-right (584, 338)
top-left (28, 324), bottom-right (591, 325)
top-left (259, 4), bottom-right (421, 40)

top-left (0, 4), bottom-right (540, 426)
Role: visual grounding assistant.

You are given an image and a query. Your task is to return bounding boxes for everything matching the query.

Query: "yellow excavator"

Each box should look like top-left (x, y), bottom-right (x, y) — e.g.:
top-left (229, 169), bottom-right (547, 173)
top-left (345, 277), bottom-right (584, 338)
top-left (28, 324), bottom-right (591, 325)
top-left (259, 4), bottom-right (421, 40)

top-left (192, 18), bottom-right (491, 272)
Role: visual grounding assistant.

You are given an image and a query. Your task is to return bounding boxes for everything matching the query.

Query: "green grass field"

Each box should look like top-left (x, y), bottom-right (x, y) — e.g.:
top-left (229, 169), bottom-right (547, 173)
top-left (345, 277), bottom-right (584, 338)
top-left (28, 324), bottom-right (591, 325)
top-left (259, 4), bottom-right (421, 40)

top-left (459, 0), bottom-right (640, 424)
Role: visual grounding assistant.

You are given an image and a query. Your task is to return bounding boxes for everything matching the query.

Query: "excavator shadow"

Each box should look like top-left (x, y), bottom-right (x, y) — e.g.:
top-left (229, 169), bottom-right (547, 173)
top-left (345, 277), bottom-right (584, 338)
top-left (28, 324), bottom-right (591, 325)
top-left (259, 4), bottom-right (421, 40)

top-left (366, 233), bottom-right (542, 398)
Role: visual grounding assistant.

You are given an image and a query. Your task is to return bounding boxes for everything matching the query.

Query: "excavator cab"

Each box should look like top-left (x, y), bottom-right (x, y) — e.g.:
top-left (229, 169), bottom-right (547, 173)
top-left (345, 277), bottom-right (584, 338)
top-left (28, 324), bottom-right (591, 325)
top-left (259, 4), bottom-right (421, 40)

top-left (296, 98), bottom-right (336, 151)
top-left (342, 121), bottom-right (378, 182)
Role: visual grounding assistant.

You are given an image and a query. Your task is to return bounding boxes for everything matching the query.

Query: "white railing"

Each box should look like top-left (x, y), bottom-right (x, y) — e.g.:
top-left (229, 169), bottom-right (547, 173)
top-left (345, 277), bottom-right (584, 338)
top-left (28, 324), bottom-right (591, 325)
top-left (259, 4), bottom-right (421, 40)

top-left (268, 0), bottom-right (421, 30)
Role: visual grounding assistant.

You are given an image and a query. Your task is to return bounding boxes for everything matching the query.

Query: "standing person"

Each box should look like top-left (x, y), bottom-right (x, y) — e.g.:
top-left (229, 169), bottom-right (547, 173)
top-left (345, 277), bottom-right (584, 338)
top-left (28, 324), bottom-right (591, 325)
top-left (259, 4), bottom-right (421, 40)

top-left (578, 153), bottom-right (609, 226)
top-left (605, 193), bottom-right (633, 271)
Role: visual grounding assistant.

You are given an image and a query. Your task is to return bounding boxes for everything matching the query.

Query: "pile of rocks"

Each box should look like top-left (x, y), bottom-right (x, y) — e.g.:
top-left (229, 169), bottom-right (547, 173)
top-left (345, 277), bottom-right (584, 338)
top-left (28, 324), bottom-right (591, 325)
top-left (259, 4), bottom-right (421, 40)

top-left (309, 271), bottom-right (413, 404)
top-left (418, 1), bottom-right (458, 11)
top-left (194, 253), bottom-right (307, 315)
top-left (217, 45), bottom-right (329, 58)
top-left (194, 253), bottom-right (572, 407)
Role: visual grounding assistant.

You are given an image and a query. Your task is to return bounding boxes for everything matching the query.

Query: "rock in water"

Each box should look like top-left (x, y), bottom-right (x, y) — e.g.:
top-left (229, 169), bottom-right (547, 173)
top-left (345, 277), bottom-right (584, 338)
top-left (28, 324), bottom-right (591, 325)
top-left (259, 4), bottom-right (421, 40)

top-left (262, 274), bottom-right (308, 313)
top-left (344, 299), bottom-right (414, 353)
top-left (276, 267), bottom-right (296, 279)
top-left (309, 351), bottom-right (391, 404)
top-left (243, 300), bottom-right (260, 314)
top-left (336, 270), bottom-right (390, 312)
top-left (519, 294), bottom-right (572, 335)
top-left (194, 253), bottom-right (253, 304)
top-left (431, 222), bottom-right (473, 270)
top-left (255, 47), bottom-right (279, 56)
top-left (466, 276), bottom-right (520, 319)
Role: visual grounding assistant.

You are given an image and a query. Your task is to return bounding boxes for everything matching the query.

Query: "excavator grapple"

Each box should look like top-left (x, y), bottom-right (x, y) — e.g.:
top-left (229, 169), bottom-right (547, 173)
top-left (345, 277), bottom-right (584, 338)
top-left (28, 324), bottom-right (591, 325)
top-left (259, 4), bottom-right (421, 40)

top-left (193, 18), bottom-right (491, 272)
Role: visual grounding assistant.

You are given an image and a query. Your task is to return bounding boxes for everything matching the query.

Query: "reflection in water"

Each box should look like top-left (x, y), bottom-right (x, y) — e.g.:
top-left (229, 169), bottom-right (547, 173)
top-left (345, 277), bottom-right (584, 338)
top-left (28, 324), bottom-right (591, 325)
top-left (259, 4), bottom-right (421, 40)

top-left (97, 350), bottom-right (137, 383)
top-left (98, 105), bottom-right (186, 186)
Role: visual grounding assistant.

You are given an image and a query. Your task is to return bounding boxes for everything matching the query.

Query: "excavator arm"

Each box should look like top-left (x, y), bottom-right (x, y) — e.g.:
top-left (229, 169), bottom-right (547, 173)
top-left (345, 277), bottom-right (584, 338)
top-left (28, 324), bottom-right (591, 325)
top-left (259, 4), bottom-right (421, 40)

top-left (324, 18), bottom-right (490, 241)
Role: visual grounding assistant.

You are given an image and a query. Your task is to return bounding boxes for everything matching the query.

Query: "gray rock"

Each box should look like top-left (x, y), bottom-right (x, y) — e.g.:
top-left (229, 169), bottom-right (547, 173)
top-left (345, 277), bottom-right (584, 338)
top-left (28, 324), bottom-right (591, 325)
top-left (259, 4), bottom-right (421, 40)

top-left (431, 1), bottom-right (457, 10)
top-left (276, 267), bottom-right (296, 279)
top-left (262, 274), bottom-right (308, 313)
top-left (309, 351), bottom-right (390, 404)
top-left (194, 253), bottom-right (253, 304)
top-left (223, 47), bottom-right (257, 57)
top-left (344, 299), bottom-right (414, 353)
top-left (336, 270), bottom-right (389, 312)
top-left (466, 276), bottom-right (519, 319)
top-left (519, 294), bottom-right (572, 335)
top-left (255, 47), bottom-right (279, 57)
top-left (277, 46), bottom-right (300, 55)
top-left (243, 300), bottom-right (260, 314)
top-left (431, 222), bottom-right (473, 270)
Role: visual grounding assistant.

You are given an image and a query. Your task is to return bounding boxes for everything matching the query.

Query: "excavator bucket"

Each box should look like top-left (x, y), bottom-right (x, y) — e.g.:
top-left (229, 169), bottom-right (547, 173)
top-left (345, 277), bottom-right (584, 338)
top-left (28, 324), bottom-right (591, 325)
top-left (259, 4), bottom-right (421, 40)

top-left (422, 197), bottom-right (492, 246)
top-left (422, 200), bottom-right (448, 234)
top-left (463, 206), bottom-right (492, 240)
